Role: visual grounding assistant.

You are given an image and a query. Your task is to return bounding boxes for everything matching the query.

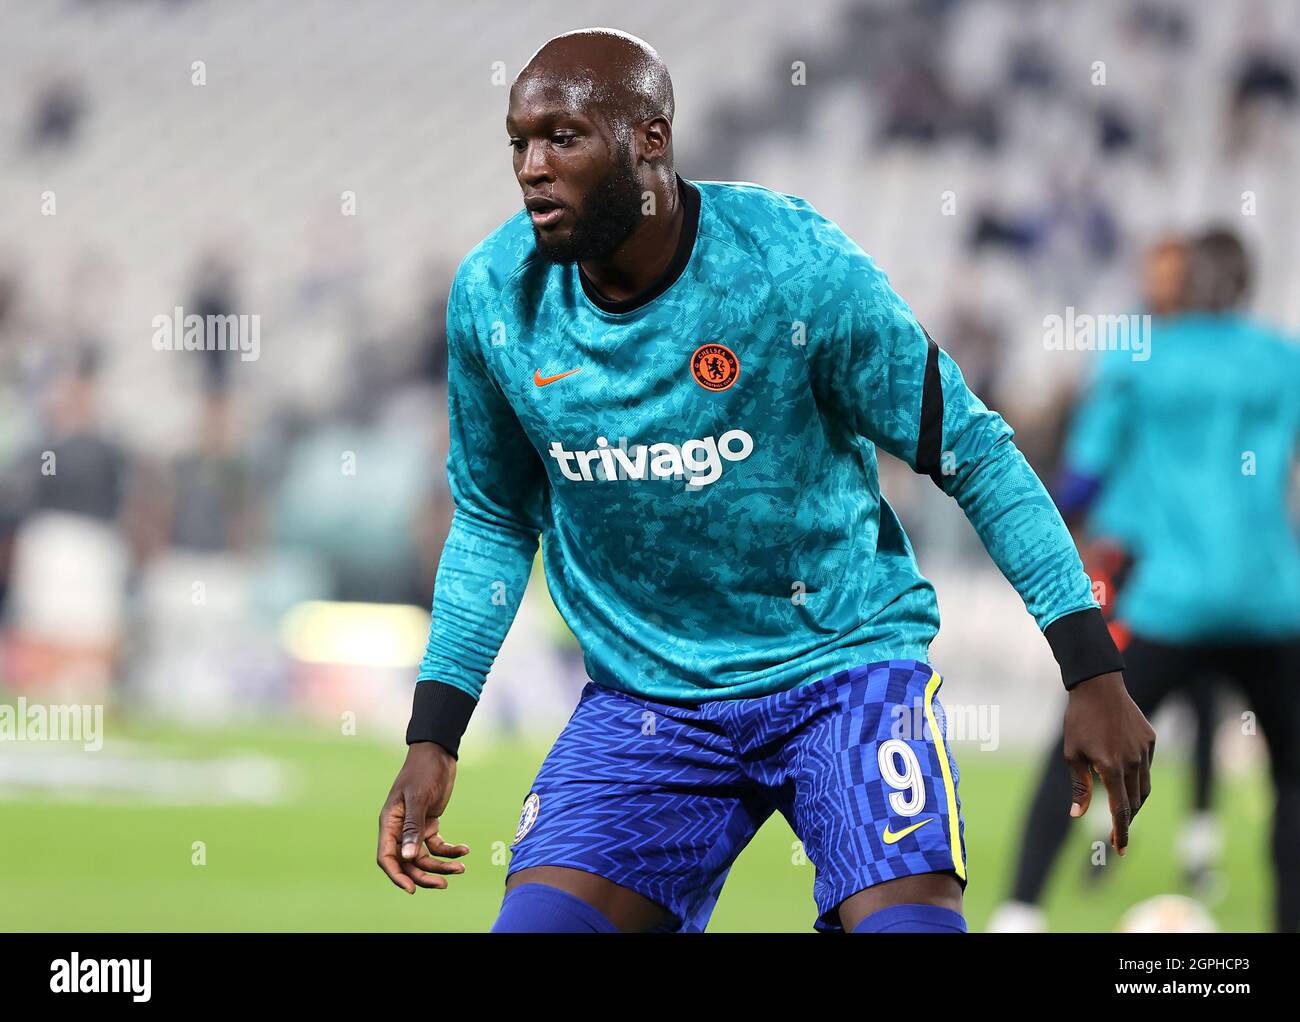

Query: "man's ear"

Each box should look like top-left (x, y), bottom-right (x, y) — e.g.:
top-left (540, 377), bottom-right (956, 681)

top-left (642, 115), bottom-right (672, 163)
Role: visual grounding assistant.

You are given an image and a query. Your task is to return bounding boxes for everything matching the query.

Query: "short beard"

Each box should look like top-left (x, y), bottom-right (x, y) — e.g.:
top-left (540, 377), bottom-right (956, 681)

top-left (531, 147), bottom-right (645, 265)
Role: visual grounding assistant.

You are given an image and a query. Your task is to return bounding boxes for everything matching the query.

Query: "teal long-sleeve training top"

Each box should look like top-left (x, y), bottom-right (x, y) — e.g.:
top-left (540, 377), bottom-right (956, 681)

top-left (408, 176), bottom-right (1119, 753)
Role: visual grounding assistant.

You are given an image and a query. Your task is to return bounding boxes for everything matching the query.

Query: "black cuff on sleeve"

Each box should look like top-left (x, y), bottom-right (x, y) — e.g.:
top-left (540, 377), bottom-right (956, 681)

top-left (405, 681), bottom-right (477, 759)
top-left (1044, 607), bottom-right (1125, 689)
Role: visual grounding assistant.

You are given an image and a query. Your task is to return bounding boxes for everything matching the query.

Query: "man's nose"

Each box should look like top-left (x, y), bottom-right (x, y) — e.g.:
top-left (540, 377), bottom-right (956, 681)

top-left (517, 141), bottom-right (552, 185)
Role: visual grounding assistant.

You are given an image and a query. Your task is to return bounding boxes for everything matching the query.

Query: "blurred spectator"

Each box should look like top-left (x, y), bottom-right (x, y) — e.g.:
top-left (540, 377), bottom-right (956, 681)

top-left (188, 252), bottom-right (245, 395)
top-left (24, 75), bottom-right (85, 152)
top-left (166, 391), bottom-right (256, 553)
top-left (9, 346), bottom-right (126, 523)
top-left (0, 347), bottom-right (132, 697)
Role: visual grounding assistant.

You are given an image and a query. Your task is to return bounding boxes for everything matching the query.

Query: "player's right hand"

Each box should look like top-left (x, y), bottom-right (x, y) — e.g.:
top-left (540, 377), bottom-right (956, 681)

top-left (376, 742), bottom-right (468, 893)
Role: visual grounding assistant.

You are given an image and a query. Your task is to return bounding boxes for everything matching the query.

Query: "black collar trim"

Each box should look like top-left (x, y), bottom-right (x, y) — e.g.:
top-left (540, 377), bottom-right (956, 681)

top-left (578, 174), bottom-right (700, 314)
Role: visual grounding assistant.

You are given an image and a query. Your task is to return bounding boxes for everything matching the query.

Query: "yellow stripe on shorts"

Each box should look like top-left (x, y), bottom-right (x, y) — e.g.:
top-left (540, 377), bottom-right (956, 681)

top-left (923, 670), bottom-right (966, 882)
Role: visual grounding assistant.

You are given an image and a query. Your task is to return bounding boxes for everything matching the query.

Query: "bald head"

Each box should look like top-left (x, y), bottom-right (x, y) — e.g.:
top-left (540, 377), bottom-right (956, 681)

top-left (507, 29), bottom-right (680, 265)
top-left (515, 29), bottom-right (674, 148)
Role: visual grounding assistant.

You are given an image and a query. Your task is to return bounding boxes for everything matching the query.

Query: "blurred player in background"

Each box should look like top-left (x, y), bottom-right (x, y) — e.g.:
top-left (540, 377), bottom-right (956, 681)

top-left (1075, 238), bottom-right (1225, 897)
top-left (991, 228), bottom-right (1300, 933)
top-left (999, 237), bottom-right (1226, 914)
top-left (376, 27), bottom-right (1153, 934)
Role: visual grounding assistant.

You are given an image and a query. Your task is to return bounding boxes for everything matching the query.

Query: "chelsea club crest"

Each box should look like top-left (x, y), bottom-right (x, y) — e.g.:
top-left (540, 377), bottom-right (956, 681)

top-left (513, 792), bottom-right (541, 845)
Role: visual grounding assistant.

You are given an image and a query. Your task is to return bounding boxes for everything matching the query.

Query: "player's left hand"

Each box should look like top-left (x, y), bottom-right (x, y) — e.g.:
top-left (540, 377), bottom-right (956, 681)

top-left (376, 742), bottom-right (467, 894)
top-left (1061, 671), bottom-right (1156, 857)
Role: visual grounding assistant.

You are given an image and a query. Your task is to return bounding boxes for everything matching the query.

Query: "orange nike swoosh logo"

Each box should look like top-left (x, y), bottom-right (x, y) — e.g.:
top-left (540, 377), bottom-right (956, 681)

top-left (534, 367), bottom-right (582, 387)
top-left (881, 818), bottom-right (934, 844)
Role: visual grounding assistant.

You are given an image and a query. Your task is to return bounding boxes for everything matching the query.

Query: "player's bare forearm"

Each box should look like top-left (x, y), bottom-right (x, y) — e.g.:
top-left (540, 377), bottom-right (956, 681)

top-left (376, 741), bottom-right (469, 894)
top-left (1061, 671), bottom-right (1156, 855)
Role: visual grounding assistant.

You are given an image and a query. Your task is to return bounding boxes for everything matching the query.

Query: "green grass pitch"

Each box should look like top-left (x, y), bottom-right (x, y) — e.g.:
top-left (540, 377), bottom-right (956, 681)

top-left (0, 720), bottom-right (1272, 932)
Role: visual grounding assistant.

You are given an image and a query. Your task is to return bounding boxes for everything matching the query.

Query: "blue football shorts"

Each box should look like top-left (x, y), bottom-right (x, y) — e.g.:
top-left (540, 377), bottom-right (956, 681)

top-left (504, 658), bottom-right (968, 932)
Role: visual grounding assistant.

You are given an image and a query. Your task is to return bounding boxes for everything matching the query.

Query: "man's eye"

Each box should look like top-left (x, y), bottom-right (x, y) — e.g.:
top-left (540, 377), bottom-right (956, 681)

top-left (507, 139), bottom-right (524, 151)
top-left (552, 134), bottom-right (574, 147)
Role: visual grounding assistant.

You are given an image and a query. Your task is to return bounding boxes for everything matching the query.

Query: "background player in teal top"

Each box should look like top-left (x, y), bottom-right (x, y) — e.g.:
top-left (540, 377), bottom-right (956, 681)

top-left (995, 228), bottom-right (1300, 933)
top-left (1065, 298), bottom-right (1300, 643)
top-left (1048, 237), bottom-right (1226, 903)
top-left (376, 27), bottom-right (1155, 932)
top-left (1056, 236), bottom-right (1189, 572)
